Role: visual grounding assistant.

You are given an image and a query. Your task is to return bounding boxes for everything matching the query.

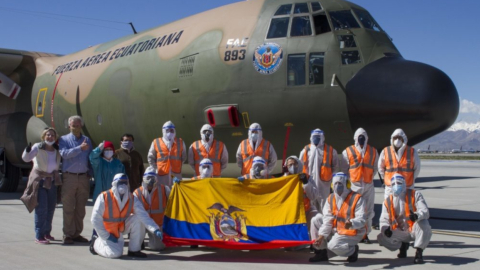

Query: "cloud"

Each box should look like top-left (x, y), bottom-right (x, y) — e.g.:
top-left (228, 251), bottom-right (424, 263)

top-left (460, 99), bottom-right (480, 114)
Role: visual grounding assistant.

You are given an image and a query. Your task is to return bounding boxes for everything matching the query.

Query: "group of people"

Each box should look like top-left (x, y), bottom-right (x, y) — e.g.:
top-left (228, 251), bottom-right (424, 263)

top-left (19, 115), bottom-right (432, 264)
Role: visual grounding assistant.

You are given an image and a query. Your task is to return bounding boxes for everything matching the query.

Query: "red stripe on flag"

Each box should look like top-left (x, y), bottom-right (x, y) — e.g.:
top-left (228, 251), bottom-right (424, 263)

top-left (163, 235), bottom-right (313, 250)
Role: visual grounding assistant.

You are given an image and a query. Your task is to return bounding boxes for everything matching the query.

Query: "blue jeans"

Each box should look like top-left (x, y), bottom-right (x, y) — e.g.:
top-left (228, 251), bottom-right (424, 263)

top-left (34, 180), bottom-right (57, 240)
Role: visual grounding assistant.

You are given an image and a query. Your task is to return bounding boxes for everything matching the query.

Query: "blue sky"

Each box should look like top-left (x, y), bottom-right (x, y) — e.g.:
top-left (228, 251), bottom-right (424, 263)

top-left (1, 0), bottom-right (479, 119)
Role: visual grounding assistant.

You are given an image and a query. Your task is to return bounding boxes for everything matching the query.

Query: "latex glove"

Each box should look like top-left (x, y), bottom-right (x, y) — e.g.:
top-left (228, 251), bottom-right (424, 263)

top-left (154, 229), bottom-right (163, 240)
top-left (107, 234), bottom-right (118, 243)
top-left (409, 213), bottom-right (418, 222)
top-left (98, 141), bottom-right (105, 151)
top-left (299, 173), bottom-right (308, 184)
top-left (384, 227), bottom-right (393, 238)
top-left (238, 176), bottom-right (245, 182)
top-left (173, 177), bottom-right (180, 184)
top-left (25, 142), bottom-right (32, 153)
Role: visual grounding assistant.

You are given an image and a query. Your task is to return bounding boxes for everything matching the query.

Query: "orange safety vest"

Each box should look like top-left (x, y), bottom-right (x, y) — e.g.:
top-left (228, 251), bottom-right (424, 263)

top-left (154, 138), bottom-right (184, 176)
top-left (191, 176), bottom-right (202, 180)
top-left (102, 190), bottom-right (133, 238)
top-left (383, 146), bottom-right (415, 187)
top-left (192, 139), bottom-right (224, 177)
top-left (329, 191), bottom-right (361, 236)
top-left (134, 185), bottom-right (167, 227)
top-left (384, 189), bottom-right (417, 232)
top-left (346, 145), bottom-right (377, 184)
top-left (302, 144), bottom-right (334, 182)
top-left (240, 139), bottom-right (271, 175)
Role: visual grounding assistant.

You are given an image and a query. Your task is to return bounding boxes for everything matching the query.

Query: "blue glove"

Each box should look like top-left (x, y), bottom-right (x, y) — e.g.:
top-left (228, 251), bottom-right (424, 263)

top-left (173, 177), bottom-right (180, 184)
top-left (154, 229), bottom-right (163, 240)
top-left (107, 234), bottom-right (118, 243)
top-left (238, 176), bottom-right (245, 182)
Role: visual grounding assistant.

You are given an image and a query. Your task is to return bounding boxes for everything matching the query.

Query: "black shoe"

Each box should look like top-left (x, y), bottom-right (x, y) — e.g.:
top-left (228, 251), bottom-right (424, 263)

top-left (63, 236), bottom-right (74, 245)
top-left (89, 235), bottom-right (97, 255)
top-left (127, 250), bottom-right (147, 258)
top-left (397, 242), bottom-right (409, 258)
top-left (190, 245), bottom-right (198, 249)
top-left (347, 245), bottom-right (359, 263)
top-left (309, 249), bottom-right (329, 262)
top-left (360, 235), bottom-right (371, 244)
top-left (72, 235), bottom-right (89, 243)
top-left (414, 248), bottom-right (424, 264)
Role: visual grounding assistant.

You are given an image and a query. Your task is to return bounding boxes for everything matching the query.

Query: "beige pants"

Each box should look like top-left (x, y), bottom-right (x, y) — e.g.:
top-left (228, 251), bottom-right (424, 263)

top-left (61, 173), bottom-right (90, 238)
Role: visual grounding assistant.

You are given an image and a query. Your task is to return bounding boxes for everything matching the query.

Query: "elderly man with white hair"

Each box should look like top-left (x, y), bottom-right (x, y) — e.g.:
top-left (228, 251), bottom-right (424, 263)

top-left (58, 115), bottom-right (93, 245)
top-left (147, 121), bottom-right (187, 187)
top-left (188, 124), bottom-right (228, 177)
top-left (90, 173), bottom-right (146, 258)
top-left (310, 173), bottom-right (365, 263)
top-left (378, 128), bottom-right (421, 198)
top-left (377, 173), bottom-right (431, 264)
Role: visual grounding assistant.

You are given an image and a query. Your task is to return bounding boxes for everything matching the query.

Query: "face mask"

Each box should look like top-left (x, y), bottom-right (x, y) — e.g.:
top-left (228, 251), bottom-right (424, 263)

top-left (70, 127), bottom-right (82, 136)
top-left (254, 166), bottom-right (265, 178)
top-left (394, 139), bottom-right (403, 148)
top-left (45, 140), bottom-right (55, 146)
top-left (312, 136), bottom-right (321, 146)
top-left (165, 132), bottom-right (175, 141)
top-left (358, 136), bottom-right (366, 146)
top-left (251, 133), bottom-right (259, 143)
top-left (392, 184), bottom-right (403, 197)
top-left (121, 141), bottom-right (133, 150)
top-left (334, 183), bottom-right (344, 195)
top-left (202, 133), bottom-right (211, 142)
top-left (117, 185), bottom-right (127, 195)
top-left (103, 150), bottom-right (114, 159)
top-left (288, 165), bottom-right (298, 174)
top-left (201, 167), bottom-right (212, 178)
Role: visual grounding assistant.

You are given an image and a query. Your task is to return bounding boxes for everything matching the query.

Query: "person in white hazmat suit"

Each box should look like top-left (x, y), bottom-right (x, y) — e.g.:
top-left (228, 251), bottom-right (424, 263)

top-left (341, 128), bottom-right (378, 244)
top-left (188, 124), bottom-right (228, 177)
top-left (310, 173), bottom-right (365, 263)
top-left (148, 121), bottom-right (187, 187)
top-left (236, 123), bottom-right (277, 176)
top-left (378, 128), bottom-right (421, 198)
top-left (134, 167), bottom-right (171, 251)
top-left (377, 173), bottom-right (431, 264)
top-left (90, 173), bottom-right (146, 258)
top-left (191, 158), bottom-right (214, 179)
top-left (299, 129), bottom-right (338, 212)
top-left (237, 156), bottom-right (270, 181)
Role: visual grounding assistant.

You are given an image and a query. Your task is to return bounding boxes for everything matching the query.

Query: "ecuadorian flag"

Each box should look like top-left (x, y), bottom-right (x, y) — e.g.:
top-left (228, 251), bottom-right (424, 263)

top-left (163, 175), bottom-right (312, 249)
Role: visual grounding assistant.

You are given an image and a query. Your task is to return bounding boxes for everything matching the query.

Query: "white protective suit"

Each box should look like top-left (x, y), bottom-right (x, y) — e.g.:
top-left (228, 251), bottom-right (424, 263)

top-left (134, 168), bottom-right (171, 251)
top-left (187, 124), bottom-right (228, 176)
top-left (377, 174), bottom-right (432, 251)
top-left (147, 121), bottom-right (187, 187)
top-left (378, 129), bottom-right (421, 198)
top-left (193, 158), bottom-right (214, 179)
top-left (236, 123), bottom-right (277, 175)
top-left (341, 128), bottom-right (378, 235)
top-left (311, 173), bottom-right (366, 257)
top-left (299, 129), bottom-right (338, 212)
top-left (91, 175), bottom-right (142, 258)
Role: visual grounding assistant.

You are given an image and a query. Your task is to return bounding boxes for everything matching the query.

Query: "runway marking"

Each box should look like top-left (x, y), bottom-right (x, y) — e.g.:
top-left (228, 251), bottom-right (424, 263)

top-left (433, 230), bottom-right (480, 238)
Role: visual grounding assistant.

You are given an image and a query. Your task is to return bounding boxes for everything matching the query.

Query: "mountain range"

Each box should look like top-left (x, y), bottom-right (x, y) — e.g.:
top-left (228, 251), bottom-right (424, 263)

top-left (415, 121), bottom-right (480, 151)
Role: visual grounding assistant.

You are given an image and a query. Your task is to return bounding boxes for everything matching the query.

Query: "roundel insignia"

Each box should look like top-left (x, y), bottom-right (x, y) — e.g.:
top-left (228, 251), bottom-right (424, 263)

top-left (253, 43), bottom-right (283, 75)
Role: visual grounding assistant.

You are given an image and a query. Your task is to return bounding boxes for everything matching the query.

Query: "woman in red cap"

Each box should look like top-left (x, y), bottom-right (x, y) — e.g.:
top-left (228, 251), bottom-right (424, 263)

top-left (89, 141), bottom-right (125, 202)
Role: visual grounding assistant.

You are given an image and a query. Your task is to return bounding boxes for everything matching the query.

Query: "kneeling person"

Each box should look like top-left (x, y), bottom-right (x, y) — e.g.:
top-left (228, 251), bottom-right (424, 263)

top-left (134, 168), bottom-right (171, 250)
top-left (192, 158), bottom-right (214, 180)
top-left (90, 173), bottom-right (146, 258)
top-left (377, 173), bottom-right (431, 264)
top-left (238, 156), bottom-right (269, 181)
top-left (310, 173), bottom-right (365, 263)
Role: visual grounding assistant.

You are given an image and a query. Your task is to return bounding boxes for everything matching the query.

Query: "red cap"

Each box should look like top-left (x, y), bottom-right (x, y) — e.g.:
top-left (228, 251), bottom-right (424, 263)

top-left (103, 141), bottom-right (115, 151)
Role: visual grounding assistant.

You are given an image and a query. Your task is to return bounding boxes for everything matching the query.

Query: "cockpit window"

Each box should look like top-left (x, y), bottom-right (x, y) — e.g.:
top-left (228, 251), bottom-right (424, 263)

top-left (353, 9), bottom-right (382, 31)
top-left (309, 53), bottom-right (324, 84)
top-left (329, 10), bottom-right (360, 30)
top-left (291, 16), bottom-right (312, 37)
top-left (267, 17), bottom-right (290, 39)
top-left (337, 35), bottom-right (356, 48)
top-left (341, 51), bottom-right (361, 65)
top-left (311, 2), bottom-right (322, 12)
top-left (275, 4), bottom-right (293, 15)
top-left (313, 14), bottom-right (331, 35)
top-left (294, 3), bottom-right (309, 14)
top-left (287, 54), bottom-right (306, 86)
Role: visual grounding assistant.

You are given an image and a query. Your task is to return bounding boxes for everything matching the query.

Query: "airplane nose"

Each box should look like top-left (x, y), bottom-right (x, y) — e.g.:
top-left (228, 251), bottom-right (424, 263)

top-left (345, 56), bottom-right (459, 147)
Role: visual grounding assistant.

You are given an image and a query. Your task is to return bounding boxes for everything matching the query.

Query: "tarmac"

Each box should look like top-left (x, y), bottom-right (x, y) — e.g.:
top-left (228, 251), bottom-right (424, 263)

top-left (1, 160), bottom-right (479, 270)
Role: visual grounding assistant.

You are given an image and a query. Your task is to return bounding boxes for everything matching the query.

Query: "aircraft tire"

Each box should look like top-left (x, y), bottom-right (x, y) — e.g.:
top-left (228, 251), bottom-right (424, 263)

top-left (0, 159), bottom-right (21, 192)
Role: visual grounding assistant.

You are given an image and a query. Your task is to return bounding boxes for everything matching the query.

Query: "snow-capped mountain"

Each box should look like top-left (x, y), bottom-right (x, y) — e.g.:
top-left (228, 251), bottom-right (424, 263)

top-left (447, 121), bottom-right (480, 133)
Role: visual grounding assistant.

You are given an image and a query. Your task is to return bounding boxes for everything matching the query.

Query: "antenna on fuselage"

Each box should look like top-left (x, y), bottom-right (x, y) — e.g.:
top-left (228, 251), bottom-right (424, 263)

top-left (129, 22), bottom-right (137, 34)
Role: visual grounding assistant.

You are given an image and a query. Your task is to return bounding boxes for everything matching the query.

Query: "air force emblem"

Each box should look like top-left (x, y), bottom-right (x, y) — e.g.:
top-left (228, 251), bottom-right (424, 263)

top-left (253, 43), bottom-right (283, 75)
top-left (208, 203), bottom-right (248, 242)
